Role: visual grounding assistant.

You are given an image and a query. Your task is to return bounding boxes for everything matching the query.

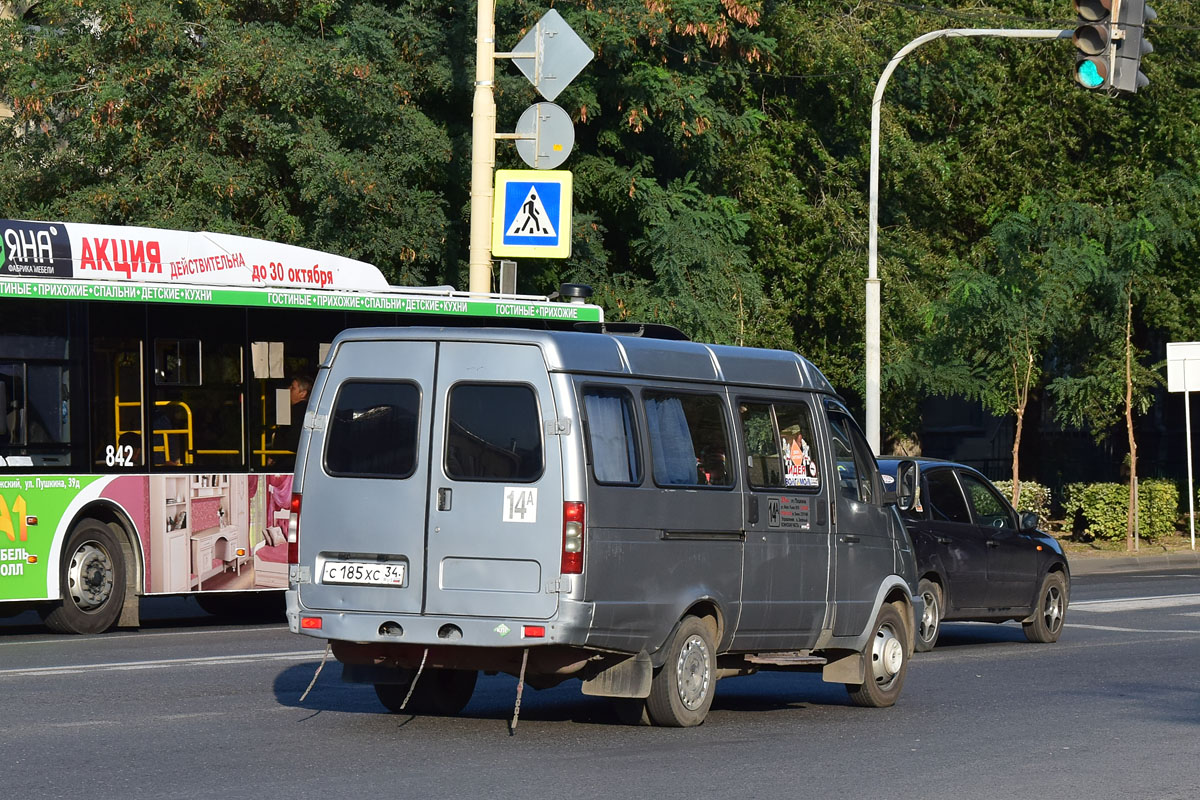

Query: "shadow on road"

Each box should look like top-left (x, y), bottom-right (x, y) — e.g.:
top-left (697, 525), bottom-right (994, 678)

top-left (272, 660), bottom-right (861, 728)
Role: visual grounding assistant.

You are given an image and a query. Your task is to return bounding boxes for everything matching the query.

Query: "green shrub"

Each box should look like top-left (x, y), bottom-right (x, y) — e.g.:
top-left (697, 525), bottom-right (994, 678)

top-left (993, 480), bottom-right (1052, 528)
top-left (1062, 480), bottom-right (1179, 542)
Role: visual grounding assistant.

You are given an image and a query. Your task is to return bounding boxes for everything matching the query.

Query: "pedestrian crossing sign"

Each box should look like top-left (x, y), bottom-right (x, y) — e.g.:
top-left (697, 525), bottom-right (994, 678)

top-left (492, 169), bottom-right (572, 258)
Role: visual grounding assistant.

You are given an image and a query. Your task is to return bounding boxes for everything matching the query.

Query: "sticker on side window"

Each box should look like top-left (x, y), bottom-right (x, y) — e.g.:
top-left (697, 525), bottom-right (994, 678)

top-left (503, 486), bottom-right (538, 523)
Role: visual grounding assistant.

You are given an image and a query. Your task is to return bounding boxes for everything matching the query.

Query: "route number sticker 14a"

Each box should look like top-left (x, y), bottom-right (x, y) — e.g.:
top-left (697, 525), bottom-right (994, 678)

top-left (503, 487), bottom-right (538, 523)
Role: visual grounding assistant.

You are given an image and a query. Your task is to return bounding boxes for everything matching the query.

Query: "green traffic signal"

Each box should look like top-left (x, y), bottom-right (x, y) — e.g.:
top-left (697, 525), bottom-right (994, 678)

top-left (1077, 60), bottom-right (1105, 88)
top-left (1073, 0), bottom-right (1113, 90)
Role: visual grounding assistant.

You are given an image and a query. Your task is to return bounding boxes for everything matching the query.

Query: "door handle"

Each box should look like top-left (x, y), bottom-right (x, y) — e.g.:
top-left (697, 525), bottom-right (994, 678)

top-left (936, 536), bottom-right (952, 544)
top-left (437, 488), bottom-right (452, 511)
top-left (986, 540), bottom-right (999, 548)
top-left (746, 495), bottom-right (759, 525)
top-left (843, 534), bottom-right (860, 544)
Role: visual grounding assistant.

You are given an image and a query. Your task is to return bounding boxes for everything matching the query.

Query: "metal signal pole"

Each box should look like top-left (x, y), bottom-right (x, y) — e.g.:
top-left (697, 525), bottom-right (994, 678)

top-left (866, 27), bottom-right (1071, 454)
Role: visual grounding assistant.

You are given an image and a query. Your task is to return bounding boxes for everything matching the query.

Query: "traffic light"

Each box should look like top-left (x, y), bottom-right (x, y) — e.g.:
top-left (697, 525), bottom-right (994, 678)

top-left (1112, 0), bottom-right (1155, 93)
top-left (1073, 0), bottom-right (1112, 90)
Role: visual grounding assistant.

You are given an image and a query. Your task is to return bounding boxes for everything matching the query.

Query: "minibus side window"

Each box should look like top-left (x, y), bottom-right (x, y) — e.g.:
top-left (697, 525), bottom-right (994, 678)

top-left (644, 391), bottom-right (731, 487)
top-left (325, 381), bottom-right (419, 478)
top-left (740, 400), bottom-right (820, 491)
top-left (826, 409), bottom-right (876, 504)
top-left (445, 383), bottom-right (542, 481)
top-left (582, 386), bottom-right (641, 485)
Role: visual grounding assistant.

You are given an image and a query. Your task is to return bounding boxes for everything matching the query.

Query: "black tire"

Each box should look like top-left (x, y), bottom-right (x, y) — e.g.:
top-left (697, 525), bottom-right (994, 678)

top-left (846, 603), bottom-right (908, 708)
top-left (196, 592), bottom-right (244, 618)
top-left (645, 616), bottom-right (716, 727)
top-left (1023, 571), bottom-right (1068, 643)
top-left (611, 698), bottom-right (651, 726)
top-left (375, 668), bottom-right (478, 716)
top-left (196, 590), bottom-right (285, 621)
top-left (40, 520), bottom-right (126, 635)
top-left (915, 578), bottom-right (943, 653)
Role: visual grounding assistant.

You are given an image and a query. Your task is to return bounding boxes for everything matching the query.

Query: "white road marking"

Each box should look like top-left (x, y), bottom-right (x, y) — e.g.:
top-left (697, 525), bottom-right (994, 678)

top-left (1069, 593), bottom-right (1200, 613)
top-left (1068, 623), bottom-right (1200, 634)
top-left (0, 650), bottom-right (325, 678)
top-left (0, 624), bottom-right (286, 648)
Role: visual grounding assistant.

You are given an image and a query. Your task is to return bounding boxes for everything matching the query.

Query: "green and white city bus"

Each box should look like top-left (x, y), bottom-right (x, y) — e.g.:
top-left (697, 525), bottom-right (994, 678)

top-left (0, 218), bottom-right (603, 633)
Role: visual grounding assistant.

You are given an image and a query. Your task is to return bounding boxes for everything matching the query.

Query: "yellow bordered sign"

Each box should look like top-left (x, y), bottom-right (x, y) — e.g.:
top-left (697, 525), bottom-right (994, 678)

top-left (491, 170), bottom-right (572, 258)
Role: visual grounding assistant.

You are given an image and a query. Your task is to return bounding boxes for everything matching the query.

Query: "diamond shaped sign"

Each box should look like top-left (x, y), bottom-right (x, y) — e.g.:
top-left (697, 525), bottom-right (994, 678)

top-left (510, 9), bottom-right (594, 102)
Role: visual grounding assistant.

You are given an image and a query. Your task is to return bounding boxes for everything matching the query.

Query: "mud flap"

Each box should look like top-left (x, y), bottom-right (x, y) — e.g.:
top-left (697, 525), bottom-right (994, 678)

top-left (581, 651), bottom-right (652, 699)
top-left (117, 535), bottom-right (140, 629)
top-left (822, 652), bottom-right (865, 685)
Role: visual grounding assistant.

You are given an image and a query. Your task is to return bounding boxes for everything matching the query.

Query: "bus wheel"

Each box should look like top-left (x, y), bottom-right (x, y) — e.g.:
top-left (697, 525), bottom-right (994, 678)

top-left (40, 520), bottom-right (126, 635)
top-left (645, 616), bottom-right (716, 727)
top-left (376, 668), bottom-right (478, 716)
top-left (846, 603), bottom-right (908, 708)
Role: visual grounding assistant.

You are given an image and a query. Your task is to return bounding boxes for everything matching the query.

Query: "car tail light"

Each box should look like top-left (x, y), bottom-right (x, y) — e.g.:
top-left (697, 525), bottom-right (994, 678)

top-left (561, 501), bottom-right (584, 575)
top-left (287, 492), bottom-right (302, 565)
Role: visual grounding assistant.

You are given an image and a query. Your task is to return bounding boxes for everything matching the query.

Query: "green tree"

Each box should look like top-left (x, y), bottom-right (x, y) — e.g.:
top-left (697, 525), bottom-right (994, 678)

top-left (1050, 174), bottom-right (1200, 549)
top-left (923, 196), bottom-right (1100, 502)
top-left (0, 0), bottom-right (455, 283)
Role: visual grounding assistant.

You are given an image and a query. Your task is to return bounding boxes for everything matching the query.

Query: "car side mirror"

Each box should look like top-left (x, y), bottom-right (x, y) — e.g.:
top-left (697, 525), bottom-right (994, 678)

top-left (893, 460), bottom-right (920, 512)
top-left (1019, 511), bottom-right (1039, 531)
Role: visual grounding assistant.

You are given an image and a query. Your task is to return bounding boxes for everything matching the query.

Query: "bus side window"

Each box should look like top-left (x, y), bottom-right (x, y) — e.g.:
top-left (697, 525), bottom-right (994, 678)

top-left (149, 307), bottom-right (245, 469)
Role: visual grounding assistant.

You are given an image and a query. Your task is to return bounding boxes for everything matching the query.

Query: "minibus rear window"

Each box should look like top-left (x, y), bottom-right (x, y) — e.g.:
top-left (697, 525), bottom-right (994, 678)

top-left (325, 381), bottom-right (419, 478)
top-left (445, 383), bottom-right (542, 481)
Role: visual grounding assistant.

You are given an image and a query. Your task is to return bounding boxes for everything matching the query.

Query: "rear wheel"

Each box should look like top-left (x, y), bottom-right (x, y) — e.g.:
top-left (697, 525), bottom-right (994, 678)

top-left (197, 591), bottom-right (285, 621)
top-left (846, 603), bottom-right (908, 708)
top-left (40, 520), bottom-right (127, 635)
top-left (915, 579), bottom-right (942, 653)
top-left (1023, 572), bottom-right (1067, 643)
top-left (611, 698), bottom-right (650, 726)
top-left (645, 616), bottom-right (716, 727)
top-left (375, 668), bottom-right (478, 715)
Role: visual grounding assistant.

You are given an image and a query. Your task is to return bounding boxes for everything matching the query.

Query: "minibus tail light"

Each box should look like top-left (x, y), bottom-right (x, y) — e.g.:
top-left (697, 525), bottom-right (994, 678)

top-left (287, 492), bottom-right (302, 564)
top-left (561, 501), bottom-right (584, 575)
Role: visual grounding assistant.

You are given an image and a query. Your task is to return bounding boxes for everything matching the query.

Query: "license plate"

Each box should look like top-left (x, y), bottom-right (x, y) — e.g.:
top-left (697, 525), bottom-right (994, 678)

top-left (321, 560), bottom-right (406, 587)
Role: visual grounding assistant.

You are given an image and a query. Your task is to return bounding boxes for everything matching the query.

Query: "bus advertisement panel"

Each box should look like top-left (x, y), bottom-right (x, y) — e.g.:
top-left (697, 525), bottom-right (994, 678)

top-left (0, 219), bottom-right (604, 634)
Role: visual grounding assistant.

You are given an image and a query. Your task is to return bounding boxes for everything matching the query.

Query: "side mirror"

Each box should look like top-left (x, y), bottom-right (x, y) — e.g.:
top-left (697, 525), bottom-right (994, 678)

top-left (893, 460), bottom-right (920, 512)
top-left (1019, 511), bottom-right (1039, 531)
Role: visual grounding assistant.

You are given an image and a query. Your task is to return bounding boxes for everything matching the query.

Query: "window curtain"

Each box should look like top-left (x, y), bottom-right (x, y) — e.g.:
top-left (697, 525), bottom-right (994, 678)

top-left (645, 395), bottom-right (697, 485)
top-left (584, 391), bottom-right (637, 483)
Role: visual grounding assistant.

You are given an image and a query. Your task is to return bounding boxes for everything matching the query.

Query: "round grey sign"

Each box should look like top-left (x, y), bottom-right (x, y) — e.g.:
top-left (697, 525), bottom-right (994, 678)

top-left (515, 103), bottom-right (575, 170)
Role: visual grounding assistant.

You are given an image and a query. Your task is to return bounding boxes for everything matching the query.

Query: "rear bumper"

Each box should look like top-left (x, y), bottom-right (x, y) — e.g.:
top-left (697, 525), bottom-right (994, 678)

top-left (286, 589), bottom-right (597, 651)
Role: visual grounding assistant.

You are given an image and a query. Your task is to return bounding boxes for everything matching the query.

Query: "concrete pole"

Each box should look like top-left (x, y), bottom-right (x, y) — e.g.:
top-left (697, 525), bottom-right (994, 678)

top-left (468, 0), bottom-right (498, 294)
top-left (866, 28), bottom-right (1070, 455)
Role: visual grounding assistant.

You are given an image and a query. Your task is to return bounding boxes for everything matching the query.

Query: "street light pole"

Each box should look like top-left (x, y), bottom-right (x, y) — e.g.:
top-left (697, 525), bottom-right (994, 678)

top-left (468, 0), bottom-right (499, 294)
top-left (866, 27), bottom-right (1071, 455)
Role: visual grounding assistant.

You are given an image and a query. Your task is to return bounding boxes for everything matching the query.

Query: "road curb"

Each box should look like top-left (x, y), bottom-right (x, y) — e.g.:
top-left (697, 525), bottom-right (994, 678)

top-left (1069, 550), bottom-right (1200, 575)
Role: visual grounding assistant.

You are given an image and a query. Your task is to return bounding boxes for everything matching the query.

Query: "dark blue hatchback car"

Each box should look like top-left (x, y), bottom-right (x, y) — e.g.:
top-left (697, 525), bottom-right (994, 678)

top-left (877, 458), bottom-right (1070, 652)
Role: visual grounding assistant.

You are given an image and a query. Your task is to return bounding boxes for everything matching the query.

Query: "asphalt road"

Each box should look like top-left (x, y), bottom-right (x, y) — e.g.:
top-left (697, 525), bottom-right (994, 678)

top-left (2, 567), bottom-right (1198, 800)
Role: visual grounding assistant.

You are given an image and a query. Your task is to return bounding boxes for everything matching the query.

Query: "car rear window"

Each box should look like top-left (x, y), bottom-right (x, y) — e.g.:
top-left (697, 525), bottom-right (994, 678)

top-left (325, 381), bottom-right (419, 478)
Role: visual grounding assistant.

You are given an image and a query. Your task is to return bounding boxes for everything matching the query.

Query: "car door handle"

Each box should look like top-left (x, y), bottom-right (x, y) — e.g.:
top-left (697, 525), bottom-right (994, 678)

top-left (936, 536), bottom-right (952, 544)
top-left (986, 540), bottom-right (999, 548)
top-left (843, 534), bottom-right (860, 544)
top-left (437, 488), bottom-right (452, 511)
